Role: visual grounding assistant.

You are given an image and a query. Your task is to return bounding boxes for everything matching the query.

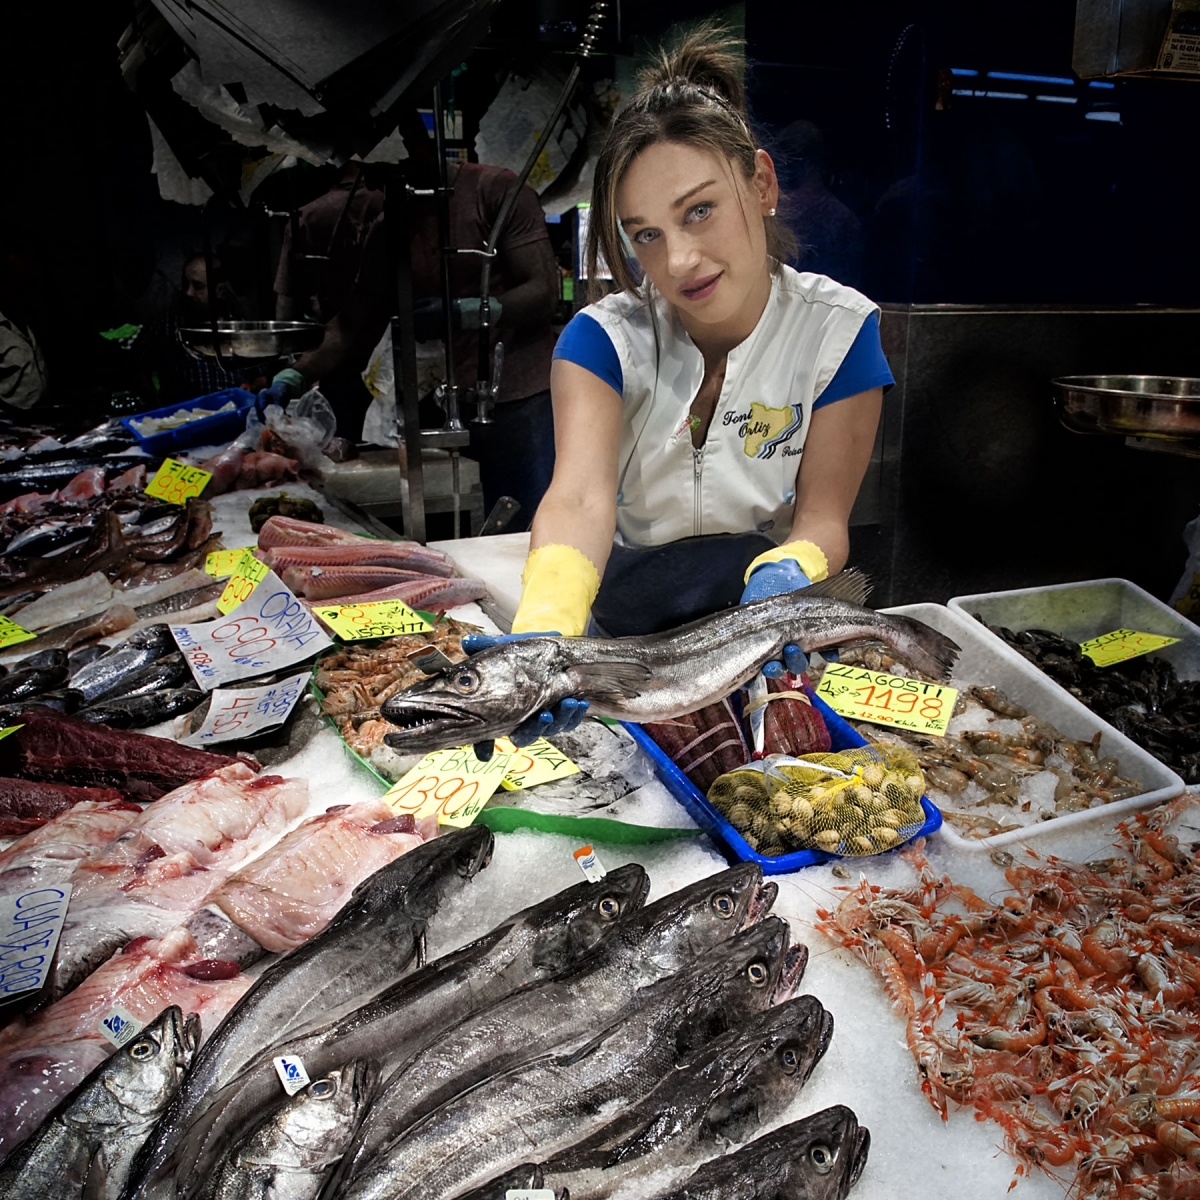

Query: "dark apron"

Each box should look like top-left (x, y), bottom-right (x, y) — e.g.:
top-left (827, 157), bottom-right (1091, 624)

top-left (590, 533), bottom-right (775, 637)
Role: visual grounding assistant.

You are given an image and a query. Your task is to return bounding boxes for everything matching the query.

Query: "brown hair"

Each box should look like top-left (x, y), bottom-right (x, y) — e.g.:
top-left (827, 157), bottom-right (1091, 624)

top-left (586, 23), bottom-right (795, 298)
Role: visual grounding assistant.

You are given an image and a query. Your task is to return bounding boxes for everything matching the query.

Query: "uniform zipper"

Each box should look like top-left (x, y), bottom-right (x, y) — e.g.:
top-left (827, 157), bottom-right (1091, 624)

top-left (692, 446), bottom-right (705, 537)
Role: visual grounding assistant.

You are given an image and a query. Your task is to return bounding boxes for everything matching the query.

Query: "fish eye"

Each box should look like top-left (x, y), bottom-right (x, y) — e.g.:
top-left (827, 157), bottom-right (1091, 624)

top-left (810, 1143), bottom-right (835, 1174)
top-left (781, 1047), bottom-right (800, 1072)
top-left (129, 1039), bottom-right (157, 1061)
top-left (746, 961), bottom-right (769, 986)
top-left (711, 893), bottom-right (735, 918)
top-left (451, 667), bottom-right (480, 693)
top-left (598, 896), bottom-right (620, 919)
top-left (309, 1078), bottom-right (337, 1099)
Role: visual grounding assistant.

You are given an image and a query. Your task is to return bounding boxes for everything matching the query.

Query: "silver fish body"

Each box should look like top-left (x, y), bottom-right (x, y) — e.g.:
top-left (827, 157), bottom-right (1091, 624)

top-left (68, 625), bottom-right (176, 704)
top-left (0, 1005), bottom-right (199, 1200)
top-left (657, 1105), bottom-right (871, 1200)
top-left (381, 571), bottom-right (959, 753)
top-left (199, 1061), bottom-right (378, 1200)
top-left (340, 917), bottom-right (801, 1200)
top-left (123, 827), bottom-right (493, 1200)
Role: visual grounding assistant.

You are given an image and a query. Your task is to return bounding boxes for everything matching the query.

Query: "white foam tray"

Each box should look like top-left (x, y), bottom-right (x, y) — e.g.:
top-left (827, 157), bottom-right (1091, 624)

top-left (880, 602), bottom-right (1184, 851)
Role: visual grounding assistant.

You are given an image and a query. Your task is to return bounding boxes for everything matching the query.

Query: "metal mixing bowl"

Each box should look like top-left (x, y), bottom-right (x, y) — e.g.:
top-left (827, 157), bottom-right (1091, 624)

top-left (178, 321), bottom-right (324, 360)
top-left (1053, 375), bottom-right (1200, 439)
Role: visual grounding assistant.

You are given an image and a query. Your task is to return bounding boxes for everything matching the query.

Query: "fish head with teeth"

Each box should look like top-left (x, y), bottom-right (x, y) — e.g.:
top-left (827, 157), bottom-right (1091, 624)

top-left (381, 640), bottom-right (566, 753)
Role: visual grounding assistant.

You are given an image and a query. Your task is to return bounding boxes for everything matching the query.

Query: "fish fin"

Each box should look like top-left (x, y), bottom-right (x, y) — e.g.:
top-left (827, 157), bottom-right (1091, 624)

top-left (801, 568), bottom-right (872, 607)
top-left (566, 661), bottom-right (652, 702)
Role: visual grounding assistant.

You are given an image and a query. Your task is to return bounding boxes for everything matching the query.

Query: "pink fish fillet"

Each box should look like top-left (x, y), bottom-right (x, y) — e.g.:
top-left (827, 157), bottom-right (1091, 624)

top-left (48, 764), bottom-right (308, 1002)
top-left (212, 800), bottom-right (423, 952)
top-left (57, 467), bottom-right (108, 504)
top-left (256, 515), bottom-right (368, 549)
top-left (0, 799), bottom-right (144, 891)
top-left (281, 565), bottom-right (433, 601)
top-left (306, 574), bottom-right (488, 614)
top-left (0, 928), bottom-right (253, 1159)
top-left (260, 543), bottom-right (453, 578)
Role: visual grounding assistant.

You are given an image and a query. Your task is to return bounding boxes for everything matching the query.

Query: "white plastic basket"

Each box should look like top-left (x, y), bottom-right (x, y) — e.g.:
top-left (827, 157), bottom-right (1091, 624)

top-left (878, 603), bottom-right (1183, 851)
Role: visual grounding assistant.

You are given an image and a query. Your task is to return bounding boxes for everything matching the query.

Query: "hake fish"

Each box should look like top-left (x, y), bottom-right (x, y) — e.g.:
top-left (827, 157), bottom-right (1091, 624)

top-left (0, 1006), bottom-right (200, 1200)
top-left (656, 1105), bottom-right (871, 1200)
top-left (381, 570), bottom-right (959, 754)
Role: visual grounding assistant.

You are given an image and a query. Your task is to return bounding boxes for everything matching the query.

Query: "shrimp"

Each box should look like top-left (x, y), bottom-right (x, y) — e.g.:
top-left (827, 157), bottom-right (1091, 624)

top-left (1084, 918), bottom-right (1135, 977)
top-left (1157, 1121), bottom-right (1200, 1161)
top-left (876, 924), bottom-right (924, 987)
top-left (1136, 954), bottom-right (1195, 1006)
top-left (970, 1008), bottom-right (1048, 1052)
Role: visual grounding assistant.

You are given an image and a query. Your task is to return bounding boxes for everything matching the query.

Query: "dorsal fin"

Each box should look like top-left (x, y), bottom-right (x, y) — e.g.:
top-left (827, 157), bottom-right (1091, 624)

top-left (802, 568), bottom-right (872, 607)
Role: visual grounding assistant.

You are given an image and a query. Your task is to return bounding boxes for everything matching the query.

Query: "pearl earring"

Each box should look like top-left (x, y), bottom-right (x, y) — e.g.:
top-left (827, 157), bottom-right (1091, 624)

top-left (768, 207), bottom-right (776, 217)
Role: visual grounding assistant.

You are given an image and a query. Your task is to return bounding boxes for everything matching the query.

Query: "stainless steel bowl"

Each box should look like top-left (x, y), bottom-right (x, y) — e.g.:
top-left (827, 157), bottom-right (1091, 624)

top-left (1054, 375), bottom-right (1200, 439)
top-left (178, 321), bottom-right (324, 360)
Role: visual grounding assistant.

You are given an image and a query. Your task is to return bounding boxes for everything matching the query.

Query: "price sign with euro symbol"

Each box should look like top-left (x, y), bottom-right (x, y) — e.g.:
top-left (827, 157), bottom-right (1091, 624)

top-left (145, 458), bottom-right (211, 505)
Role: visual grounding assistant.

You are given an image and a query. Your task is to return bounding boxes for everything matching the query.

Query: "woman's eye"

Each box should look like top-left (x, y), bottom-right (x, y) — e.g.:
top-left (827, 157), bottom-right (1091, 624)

top-left (633, 229), bottom-right (658, 246)
top-left (686, 202), bottom-right (712, 223)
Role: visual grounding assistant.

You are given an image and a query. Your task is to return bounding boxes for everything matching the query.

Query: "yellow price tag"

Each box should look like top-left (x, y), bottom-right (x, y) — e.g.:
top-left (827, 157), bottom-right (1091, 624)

top-left (0, 724), bottom-right (24, 741)
top-left (1080, 628), bottom-right (1181, 668)
top-left (311, 600), bottom-right (433, 641)
top-left (145, 458), bottom-right (212, 505)
top-left (205, 547), bottom-right (252, 578)
top-left (382, 744), bottom-right (513, 827)
top-left (498, 738), bottom-right (580, 791)
top-left (0, 617), bottom-right (36, 651)
top-left (216, 551), bottom-right (270, 615)
top-left (816, 664), bottom-right (958, 736)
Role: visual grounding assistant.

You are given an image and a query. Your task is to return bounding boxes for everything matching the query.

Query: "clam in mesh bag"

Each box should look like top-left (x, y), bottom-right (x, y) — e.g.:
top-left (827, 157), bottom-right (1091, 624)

top-left (706, 745), bottom-right (928, 858)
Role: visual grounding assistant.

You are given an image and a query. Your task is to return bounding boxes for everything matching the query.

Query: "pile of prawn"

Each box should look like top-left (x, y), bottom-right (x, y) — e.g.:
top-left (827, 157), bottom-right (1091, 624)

top-left (816, 796), bottom-right (1200, 1198)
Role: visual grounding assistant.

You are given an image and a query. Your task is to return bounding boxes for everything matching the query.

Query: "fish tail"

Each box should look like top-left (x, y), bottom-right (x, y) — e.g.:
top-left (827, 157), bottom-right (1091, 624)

top-left (882, 614), bottom-right (960, 681)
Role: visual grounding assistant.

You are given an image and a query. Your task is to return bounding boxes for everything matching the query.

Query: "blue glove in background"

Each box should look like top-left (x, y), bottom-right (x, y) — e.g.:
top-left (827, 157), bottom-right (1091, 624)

top-left (466, 631), bottom-right (589, 761)
top-left (255, 370), bottom-right (303, 416)
top-left (741, 559), bottom-right (812, 679)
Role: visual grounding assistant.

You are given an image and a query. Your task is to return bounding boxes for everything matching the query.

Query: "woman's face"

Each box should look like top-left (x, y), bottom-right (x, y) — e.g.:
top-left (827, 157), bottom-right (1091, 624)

top-left (617, 141), bottom-right (777, 331)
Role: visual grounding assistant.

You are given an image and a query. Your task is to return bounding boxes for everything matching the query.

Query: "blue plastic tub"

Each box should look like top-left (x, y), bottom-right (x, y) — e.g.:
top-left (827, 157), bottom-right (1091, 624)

top-left (121, 388), bottom-right (253, 456)
top-left (623, 692), bottom-right (942, 875)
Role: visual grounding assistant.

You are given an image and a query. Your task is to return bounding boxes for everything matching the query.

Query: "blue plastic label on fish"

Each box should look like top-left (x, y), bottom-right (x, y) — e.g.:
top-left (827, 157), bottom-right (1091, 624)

top-left (180, 673), bottom-right (308, 746)
top-left (99, 1005), bottom-right (143, 1048)
top-left (273, 1054), bottom-right (311, 1096)
top-left (0, 883), bottom-right (72, 998)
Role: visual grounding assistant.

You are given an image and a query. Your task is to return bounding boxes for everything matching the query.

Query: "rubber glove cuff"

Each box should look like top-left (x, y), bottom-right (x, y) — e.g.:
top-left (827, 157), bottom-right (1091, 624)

top-left (272, 367), bottom-right (306, 394)
top-left (743, 539), bottom-right (829, 586)
top-left (511, 544), bottom-right (600, 638)
top-left (741, 560), bottom-right (811, 605)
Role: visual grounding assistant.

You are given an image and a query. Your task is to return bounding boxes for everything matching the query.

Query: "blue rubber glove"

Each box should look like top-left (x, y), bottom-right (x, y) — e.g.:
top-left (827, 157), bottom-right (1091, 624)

top-left (465, 631), bottom-right (590, 761)
top-left (741, 559), bottom-right (811, 679)
top-left (256, 368), bottom-right (305, 416)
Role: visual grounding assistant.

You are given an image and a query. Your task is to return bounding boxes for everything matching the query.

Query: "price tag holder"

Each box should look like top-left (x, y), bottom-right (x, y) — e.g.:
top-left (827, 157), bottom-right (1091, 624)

top-left (0, 883), bottom-right (72, 999)
top-left (180, 673), bottom-right (308, 746)
top-left (98, 1005), bottom-right (143, 1048)
top-left (383, 745), bottom-right (514, 827)
top-left (171, 570), bottom-right (332, 691)
top-left (145, 458), bottom-right (211, 505)
top-left (206, 547), bottom-right (253, 579)
top-left (273, 1054), bottom-right (311, 1096)
top-left (574, 844), bottom-right (607, 883)
top-left (1080, 628), bottom-right (1181, 668)
top-left (217, 551), bottom-right (270, 615)
top-left (311, 600), bottom-right (433, 641)
top-left (816, 664), bottom-right (958, 736)
top-left (498, 738), bottom-right (580, 791)
top-left (0, 617), bottom-right (36, 651)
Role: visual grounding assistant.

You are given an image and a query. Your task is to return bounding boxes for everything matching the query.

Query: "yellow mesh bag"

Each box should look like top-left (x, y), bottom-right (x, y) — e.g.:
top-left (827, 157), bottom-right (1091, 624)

top-left (706, 746), bottom-right (927, 858)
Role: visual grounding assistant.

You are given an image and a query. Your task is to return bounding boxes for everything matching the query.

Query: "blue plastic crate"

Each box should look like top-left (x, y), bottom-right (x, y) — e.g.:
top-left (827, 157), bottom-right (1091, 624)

top-left (623, 692), bottom-right (942, 875)
top-left (121, 388), bottom-right (253, 457)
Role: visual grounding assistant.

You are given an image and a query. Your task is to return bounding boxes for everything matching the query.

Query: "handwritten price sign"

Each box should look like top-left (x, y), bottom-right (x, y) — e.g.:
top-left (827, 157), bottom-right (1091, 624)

top-left (1080, 628), bottom-right (1180, 668)
top-left (816, 664), bottom-right (958, 736)
top-left (206, 547), bottom-right (253, 579)
top-left (171, 569), bottom-right (332, 690)
top-left (383, 744), bottom-right (514, 828)
top-left (181, 672), bottom-right (307, 746)
top-left (217, 551), bottom-right (269, 615)
top-left (498, 738), bottom-right (580, 791)
top-left (311, 600), bottom-right (433, 641)
top-left (145, 458), bottom-right (211, 505)
top-left (0, 616), bottom-right (36, 651)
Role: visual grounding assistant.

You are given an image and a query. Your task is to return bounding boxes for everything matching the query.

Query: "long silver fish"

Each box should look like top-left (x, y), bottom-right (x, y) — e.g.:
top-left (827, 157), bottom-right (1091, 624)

top-left (657, 1105), bottom-right (871, 1200)
top-left (169, 866), bottom-right (650, 1199)
top-left (380, 571), bottom-right (959, 753)
top-left (199, 1061), bottom-right (378, 1200)
top-left (123, 827), bottom-right (493, 1200)
top-left (0, 1006), bottom-right (199, 1200)
top-left (340, 918), bottom-right (802, 1200)
top-left (329, 864), bottom-right (779, 1189)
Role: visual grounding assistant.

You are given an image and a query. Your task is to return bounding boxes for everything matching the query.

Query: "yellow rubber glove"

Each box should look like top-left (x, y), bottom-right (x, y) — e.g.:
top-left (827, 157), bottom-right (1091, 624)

top-left (511, 543), bottom-right (601, 637)
top-left (743, 539), bottom-right (829, 585)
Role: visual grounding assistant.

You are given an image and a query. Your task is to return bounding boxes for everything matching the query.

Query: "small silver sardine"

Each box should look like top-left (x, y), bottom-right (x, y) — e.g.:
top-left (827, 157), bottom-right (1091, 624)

top-left (381, 571), bottom-right (959, 754)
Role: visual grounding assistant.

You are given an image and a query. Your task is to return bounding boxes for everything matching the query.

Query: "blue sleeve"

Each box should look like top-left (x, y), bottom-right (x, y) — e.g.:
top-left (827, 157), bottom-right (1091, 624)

top-left (552, 312), bottom-right (623, 397)
top-left (813, 312), bottom-right (894, 409)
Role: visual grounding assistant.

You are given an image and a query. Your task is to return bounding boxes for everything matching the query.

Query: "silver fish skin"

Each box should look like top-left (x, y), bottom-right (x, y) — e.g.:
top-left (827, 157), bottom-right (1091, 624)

top-left (656, 1105), bottom-right (871, 1200)
top-left (339, 917), bottom-right (801, 1200)
top-left (68, 625), bottom-right (176, 703)
top-left (122, 826), bottom-right (493, 1200)
top-left (170, 866), bottom-right (650, 1199)
top-left (380, 570), bottom-right (960, 753)
top-left (0, 1005), bottom-right (199, 1200)
top-left (199, 1060), bottom-right (378, 1200)
top-left (331, 864), bottom-right (777, 1186)
top-left (539, 991), bottom-right (833, 1200)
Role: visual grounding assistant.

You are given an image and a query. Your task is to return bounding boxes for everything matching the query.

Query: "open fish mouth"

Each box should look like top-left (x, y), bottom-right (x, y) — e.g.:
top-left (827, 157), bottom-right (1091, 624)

top-left (380, 699), bottom-right (486, 747)
top-left (848, 1124), bottom-right (871, 1188)
top-left (744, 879), bottom-right (778, 928)
top-left (774, 943), bottom-right (810, 1001)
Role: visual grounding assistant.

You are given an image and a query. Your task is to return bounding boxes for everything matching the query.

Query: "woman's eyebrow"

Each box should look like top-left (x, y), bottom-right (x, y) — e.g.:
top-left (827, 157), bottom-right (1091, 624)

top-left (620, 179), bottom-right (719, 229)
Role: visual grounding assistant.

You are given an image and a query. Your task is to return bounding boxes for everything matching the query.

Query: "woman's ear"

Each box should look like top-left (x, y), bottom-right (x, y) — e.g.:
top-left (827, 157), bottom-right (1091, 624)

top-left (753, 148), bottom-right (780, 214)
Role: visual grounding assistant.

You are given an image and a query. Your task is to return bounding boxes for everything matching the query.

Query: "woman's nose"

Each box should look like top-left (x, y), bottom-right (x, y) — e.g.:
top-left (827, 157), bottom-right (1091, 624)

top-left (665, 231), bottom-right (701, 277)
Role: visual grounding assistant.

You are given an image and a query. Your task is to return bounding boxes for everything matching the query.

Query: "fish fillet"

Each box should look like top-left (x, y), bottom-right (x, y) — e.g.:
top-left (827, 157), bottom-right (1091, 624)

top-left (0, 799), bottom-right (141, 887)
top-left (0, 778), bottom-right (129, 837)
top-left (256, 515), bottom-right (368, 549)
top-left (262, 542), bottom-right (453, 577)
top-left (281, 565), bottom-right (431, 601)
top-left (306, 574), bottom-right (488, 613)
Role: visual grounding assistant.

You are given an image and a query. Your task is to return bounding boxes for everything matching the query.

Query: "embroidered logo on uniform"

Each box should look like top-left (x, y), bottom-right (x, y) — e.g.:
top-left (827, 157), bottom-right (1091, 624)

top-left (740, 403), bottom-right (804, 460)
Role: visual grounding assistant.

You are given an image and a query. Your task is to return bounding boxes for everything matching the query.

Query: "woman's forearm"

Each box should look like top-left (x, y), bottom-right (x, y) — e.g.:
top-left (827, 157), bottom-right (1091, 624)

top-left (529, 483), bottom-right (617, 578)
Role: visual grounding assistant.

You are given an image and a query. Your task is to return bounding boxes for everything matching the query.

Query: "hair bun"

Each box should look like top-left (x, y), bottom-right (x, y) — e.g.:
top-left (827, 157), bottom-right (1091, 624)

top-left (636, 22), bottom-right (746, 116)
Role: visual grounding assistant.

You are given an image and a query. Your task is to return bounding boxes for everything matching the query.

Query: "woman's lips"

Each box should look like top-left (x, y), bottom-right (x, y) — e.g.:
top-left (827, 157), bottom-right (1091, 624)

top-left (681, 272), bottom-right (722, 301)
